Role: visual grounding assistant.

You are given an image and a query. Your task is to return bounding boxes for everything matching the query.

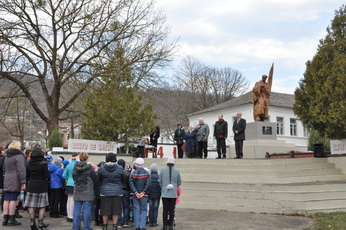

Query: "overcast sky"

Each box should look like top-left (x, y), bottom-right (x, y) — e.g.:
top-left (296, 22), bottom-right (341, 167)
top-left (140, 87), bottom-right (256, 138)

top-left (156, 0), bottom-right (345, 94)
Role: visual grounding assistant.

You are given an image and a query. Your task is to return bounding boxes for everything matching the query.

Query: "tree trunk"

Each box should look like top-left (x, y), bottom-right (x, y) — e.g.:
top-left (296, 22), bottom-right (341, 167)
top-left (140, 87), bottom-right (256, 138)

top-left (47, 114), bottom-right (60, 139)
top-left (70, 117), bottom-right (74, 139)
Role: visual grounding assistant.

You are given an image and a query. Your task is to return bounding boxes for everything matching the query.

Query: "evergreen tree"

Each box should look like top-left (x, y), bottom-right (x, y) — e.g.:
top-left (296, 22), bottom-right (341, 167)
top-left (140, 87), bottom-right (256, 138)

top-left (48, 129), bottom-right (63, 150)
top-left (82, 55), bottom-right (156, 145)
top-left (294, 5), bottom-right (346, 139)
top-left (308, 129), bottom-right (330, 152)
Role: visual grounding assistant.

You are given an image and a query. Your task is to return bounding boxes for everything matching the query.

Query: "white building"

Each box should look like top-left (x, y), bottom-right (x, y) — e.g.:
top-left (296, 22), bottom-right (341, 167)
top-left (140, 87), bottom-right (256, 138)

top-left (188, 92), bottom-right (308, 157)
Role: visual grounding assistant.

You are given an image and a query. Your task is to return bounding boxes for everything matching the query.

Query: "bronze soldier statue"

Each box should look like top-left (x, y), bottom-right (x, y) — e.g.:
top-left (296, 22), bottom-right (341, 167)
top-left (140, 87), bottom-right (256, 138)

top-left (253, 63), bottom-right (274, 121)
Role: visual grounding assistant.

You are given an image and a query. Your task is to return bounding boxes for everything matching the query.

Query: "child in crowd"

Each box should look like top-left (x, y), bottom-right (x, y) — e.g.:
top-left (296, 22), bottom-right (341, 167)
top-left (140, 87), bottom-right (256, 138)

top-left (49, 157), bottom-right (64, 218)
top-left (59, 160), bottom-right (70, 217)
top-left (148, 163), bottom-right (161, 227)
top-left (129, 158), bottom-right (150, 230)
top-left (62, 153), bottom-right (79, 222)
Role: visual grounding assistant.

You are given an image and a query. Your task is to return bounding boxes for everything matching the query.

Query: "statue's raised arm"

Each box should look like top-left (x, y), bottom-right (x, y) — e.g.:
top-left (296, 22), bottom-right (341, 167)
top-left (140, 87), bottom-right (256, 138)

top-left (267, 63), bottom-right (274, 93)
top-left (252, 63), bottom-right (274, 121)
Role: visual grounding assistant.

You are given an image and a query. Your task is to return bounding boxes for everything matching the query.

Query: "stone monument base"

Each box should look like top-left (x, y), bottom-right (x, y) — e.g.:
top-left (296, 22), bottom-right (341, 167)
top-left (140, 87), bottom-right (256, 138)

top-left (228, 139), bottom-right (307, 158)
top-left (246, 121), bottom-right (277, 140)
top-left (228, 122), bottom-right (307, 158)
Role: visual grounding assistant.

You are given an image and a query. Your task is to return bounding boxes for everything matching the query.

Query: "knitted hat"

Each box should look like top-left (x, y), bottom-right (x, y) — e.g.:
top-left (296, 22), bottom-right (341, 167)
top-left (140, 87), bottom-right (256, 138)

top-left (45, 154), bottom-right (54, 163)
top-left (54, 157), bottom-right (62, 165)
top-left (135, 157), bottom-right (144, 167)
top-left (118, 159), bottom-right (126, 169)
top-left (62, 160), bottom-right (69, 168)
top-left (150, 163), bottom-right (158, 172)
top-left (167, 157), bottom-right (175, 165)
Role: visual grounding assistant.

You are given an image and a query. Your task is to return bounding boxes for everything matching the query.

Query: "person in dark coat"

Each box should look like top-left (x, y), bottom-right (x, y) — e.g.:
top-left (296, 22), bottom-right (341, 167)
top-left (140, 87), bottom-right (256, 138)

top-left (72, 152), bottom-right (97, 230)
top-left (174, 124), bottom-right (186, 158)
top-left (2, 141), bottom-right (26, 227)
top-left (117, 159), bottom-right (131, 227)
top-left (94, 161), bottom-right (105, 227)
top-left (233, 112), bottom-right (246, 159)
top-left (148, 163), bottom-right (161, 227)
top-left (25, 147), bottom-right (50, 230)
top-left (97, 153), bottom-right (123, 230)
top-left (184, 126), bottom-right (197, 158)
top-left (0, 146), bottom-right (5, 211)
top-left (149, 126), bottom-right (160, 148)
top-left (214, 115), bottom-right (228, 159)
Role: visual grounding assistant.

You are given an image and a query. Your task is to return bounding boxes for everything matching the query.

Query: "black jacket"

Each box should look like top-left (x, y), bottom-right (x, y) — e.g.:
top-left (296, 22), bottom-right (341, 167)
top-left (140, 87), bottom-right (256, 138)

top-left (150, 130), bottom-right (160, 147)
top-left (122, 169), bottom-right (130, 191)
top-left (214, 119), bottom-right (228, 139)
top-left (174, 128), bottom-right (185, 144)
top-left (233, 118), bottom-right (246, 140)
top-left (27, 157), bottom-right (50, 193)
top-left (0, 155), bottom-right (5, 189)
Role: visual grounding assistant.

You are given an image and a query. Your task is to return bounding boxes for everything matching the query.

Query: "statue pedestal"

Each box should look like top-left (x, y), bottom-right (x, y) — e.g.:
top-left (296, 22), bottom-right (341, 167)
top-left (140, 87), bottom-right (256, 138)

top-left (228, 122), bottom-right (305, 158)
top-left (246, 121), bottom-right (277, 140)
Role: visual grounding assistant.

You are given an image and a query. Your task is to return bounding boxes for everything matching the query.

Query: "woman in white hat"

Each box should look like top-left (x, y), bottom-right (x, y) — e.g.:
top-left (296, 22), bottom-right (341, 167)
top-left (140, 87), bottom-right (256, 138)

top-left (159, 157), bottom-right (181, 230)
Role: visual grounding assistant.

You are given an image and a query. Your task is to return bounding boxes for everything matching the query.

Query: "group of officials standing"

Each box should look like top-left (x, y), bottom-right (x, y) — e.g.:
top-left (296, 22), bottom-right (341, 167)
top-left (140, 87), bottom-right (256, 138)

top-left (213, 112), bottom-right (247, 159)
top-left (173, 112), bottom-right (246, 159)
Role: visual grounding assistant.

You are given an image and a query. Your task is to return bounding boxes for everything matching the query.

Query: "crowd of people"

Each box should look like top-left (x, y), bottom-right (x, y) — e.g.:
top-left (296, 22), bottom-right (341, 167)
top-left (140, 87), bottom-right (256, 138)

top-left (0, 141), bottom-right (182, 230)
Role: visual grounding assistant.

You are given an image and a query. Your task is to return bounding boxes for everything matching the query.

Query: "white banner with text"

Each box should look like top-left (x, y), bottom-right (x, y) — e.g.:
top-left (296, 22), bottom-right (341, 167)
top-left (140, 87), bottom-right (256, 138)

top-left (330, 139), bottom-right (346, 154)
top-left (68, 139), bottom-right (118, 154)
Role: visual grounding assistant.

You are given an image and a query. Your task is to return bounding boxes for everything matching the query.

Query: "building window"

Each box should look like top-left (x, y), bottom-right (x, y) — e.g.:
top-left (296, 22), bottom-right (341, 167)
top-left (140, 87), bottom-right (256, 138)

top-left (290, 118), bottom-right (297, 136)
top-left (276, 117), bottom-right (284, 135)
top-left (303, 126), bottom-right (310, 137)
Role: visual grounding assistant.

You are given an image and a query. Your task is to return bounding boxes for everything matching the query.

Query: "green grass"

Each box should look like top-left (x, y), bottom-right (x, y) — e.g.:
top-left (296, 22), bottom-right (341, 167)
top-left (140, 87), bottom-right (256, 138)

top-left (305, 212), bottom-right (346, 230)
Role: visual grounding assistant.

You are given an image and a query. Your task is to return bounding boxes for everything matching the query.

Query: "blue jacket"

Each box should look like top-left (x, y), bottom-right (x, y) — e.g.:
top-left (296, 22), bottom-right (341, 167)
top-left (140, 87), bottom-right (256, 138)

top-left (148, 171), bottom-right (161, 199)
top-left (185, 130), bottom-right (197, 153)
top-left (63, 159), bottom-right (77, 187)
top-left (129, 167), bottom-right (150, 195)
top-left (97, 163), bottom-right (124, 197)
top-left (49, 163), bottom-right (64, 189)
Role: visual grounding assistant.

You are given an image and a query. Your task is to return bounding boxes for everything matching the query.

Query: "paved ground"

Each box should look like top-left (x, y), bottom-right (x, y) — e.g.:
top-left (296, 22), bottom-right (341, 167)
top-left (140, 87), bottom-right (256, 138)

top-left (1, 208), bottom-right (312, 230)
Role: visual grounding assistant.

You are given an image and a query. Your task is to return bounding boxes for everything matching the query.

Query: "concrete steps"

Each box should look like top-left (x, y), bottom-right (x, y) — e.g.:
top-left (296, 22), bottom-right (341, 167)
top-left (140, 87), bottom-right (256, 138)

top-left (141, 157), bottom-right (346, 214)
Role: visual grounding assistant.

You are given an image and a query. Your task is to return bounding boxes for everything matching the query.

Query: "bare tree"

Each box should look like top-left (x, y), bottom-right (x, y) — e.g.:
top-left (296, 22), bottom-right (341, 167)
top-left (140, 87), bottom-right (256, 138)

top-left (0, 92), bottom-right (42, 146)
top-left (0, 0), bottom-right (176, 136)
top-left (211, 67), bottom-right (247, 103)
top-left (176, 56), bottom-right (249, 111)
top-left (143, 87), bottom-right (192, 141)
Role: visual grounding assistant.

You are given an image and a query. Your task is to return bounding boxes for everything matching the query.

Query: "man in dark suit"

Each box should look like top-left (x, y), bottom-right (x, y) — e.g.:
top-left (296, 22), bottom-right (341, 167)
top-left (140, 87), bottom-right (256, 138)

top-left (214, 115), bottom-right (228, 159)
top-left (233, 112), bottom-right (246, 159)
top-left (174, 124), bottom-right (185, 158)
